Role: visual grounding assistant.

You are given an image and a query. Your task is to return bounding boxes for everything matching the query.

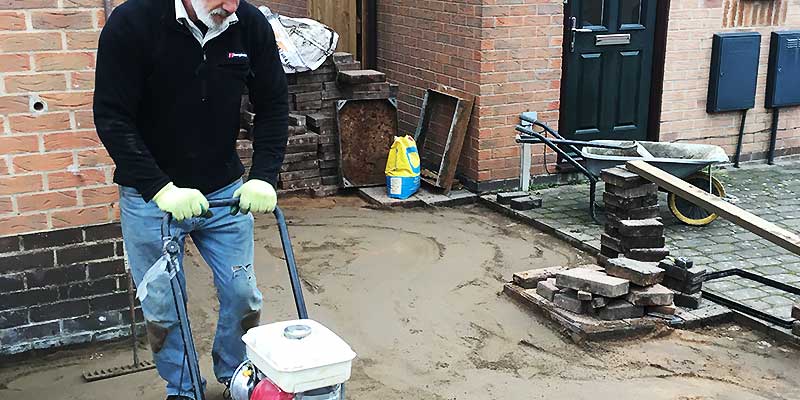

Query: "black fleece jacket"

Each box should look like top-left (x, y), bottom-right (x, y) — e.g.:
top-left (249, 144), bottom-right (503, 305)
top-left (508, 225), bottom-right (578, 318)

top-left (94, 0), bottom-right (288, 201)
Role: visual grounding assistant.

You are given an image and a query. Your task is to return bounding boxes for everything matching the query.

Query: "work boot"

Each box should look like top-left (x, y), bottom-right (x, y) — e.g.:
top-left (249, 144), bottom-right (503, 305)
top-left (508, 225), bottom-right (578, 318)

top-left (166, 396), bottom-right (193, 400)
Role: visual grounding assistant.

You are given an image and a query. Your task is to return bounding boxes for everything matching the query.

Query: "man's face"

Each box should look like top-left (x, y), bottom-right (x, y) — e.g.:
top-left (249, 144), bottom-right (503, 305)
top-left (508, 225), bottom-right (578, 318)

top-left (191, 0), bottom-right (239, 28)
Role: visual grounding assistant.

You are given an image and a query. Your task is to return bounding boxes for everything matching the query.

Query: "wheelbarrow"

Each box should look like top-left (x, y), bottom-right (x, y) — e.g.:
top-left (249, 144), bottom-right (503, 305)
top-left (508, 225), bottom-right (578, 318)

top-left (515, 112), bottom-right (730, 226)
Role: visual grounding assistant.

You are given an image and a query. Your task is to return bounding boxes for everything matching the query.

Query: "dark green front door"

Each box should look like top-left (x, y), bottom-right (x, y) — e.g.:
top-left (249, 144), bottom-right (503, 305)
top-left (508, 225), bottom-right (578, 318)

top-left (562, 0), bottom-right (658, 141)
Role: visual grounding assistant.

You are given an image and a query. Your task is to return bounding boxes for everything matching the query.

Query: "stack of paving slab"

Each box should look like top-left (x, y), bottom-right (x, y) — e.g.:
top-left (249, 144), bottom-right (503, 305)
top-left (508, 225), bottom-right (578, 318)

top-left (658, 256), bottom-right (706, 309)
top-left (520, 258), bottom-right (677, 321)
top-left (279, 114), bottom-right (322, 192)
top-left (793, 304), bottom-right (799, 336)
top-left (495, 191), bottom-right (543, 211)
top-left (600, 167), bottom-right (669, 266)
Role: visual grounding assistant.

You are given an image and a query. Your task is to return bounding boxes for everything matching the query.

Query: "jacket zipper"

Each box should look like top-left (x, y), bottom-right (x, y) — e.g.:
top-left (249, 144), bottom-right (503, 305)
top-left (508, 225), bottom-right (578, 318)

top-left (201, 49), bottom-right (208, 102)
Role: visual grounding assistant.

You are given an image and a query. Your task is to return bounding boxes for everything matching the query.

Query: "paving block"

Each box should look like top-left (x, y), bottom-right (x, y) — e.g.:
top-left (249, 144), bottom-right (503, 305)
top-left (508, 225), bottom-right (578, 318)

top-left (577, 264), bottom-right (605, 272)
top-left (626, 247), bottom-right (670, 262)
top-left (288, 113), bottom-right (306, 127)
top-left (673, 291), bottom-right (702, 309)
top-left (554, 292), bottom-right (586, 314)
top-left (598, 300), bottom-right (644, 320)
top-left (606, 204), bottom-right (660, 220)
top-left (600, 167), bottom-right (647, 189)
top-left (675, 257), bottom-right (694, 269)
top-left (577, 290), bottom-right (593, 301)
top-left (536, 278), bottom-right (559, 302)
top-left (513, 266), bottom-right (567, 289)
top-left (510, 196), bottom-right (543, 211)
top-left (618, 235), bottom-right (666, 250)
top-left (617, 219), bottom-right (664, 237)
top-left (603, 191), bottom-right (658, 209)
top-left (333, 52), bottom-right (354, 64)
top-left (792, 304), bottom-right (800, 320)
top-left (659, 259), bottom-right (707, 282)
top-left (605, 182), bottom-right (658, 198)
top-left (592, 296), bottom-right (610, 309)
top-left (648, 304), bottom-right (677, 316)
top-left (662, 276), bottom-right (703, 294)
top-left (337, 69), bottom-right (386, 84)
top-left (605, 257), bottom-right (664, 286)
top-left (626, 284), bottom-right (674, 306)
top-left (555, 268), bottom-right (630, 298)
top-left (497, 191), bottom-right (530, 205)
top-left (600, 244), bottom-right (620, 258)
top-left (601, 234), bottom-right (623, 253)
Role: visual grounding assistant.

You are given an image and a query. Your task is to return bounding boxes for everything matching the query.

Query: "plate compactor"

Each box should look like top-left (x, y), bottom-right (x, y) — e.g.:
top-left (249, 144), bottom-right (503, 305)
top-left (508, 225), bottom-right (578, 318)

top-left (154, 200), bottom-right (355, 400)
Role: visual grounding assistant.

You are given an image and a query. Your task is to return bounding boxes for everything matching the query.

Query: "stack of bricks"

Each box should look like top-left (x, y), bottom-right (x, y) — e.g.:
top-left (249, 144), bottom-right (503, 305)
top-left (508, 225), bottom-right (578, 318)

top-left (599, 167), bottom-right (669, 266)
top-left (305, 111), bottom-right (339, 188)
top-left (659, 257), bottom-right (706, 309)
top-left (280, 115), bottom-right (321, 192)
top-left (517, 261), bottom-right (676, 321)
top-left (791, 304), bottom-right (799, 336)
top-left (236, 52), bottom-right (398, 197)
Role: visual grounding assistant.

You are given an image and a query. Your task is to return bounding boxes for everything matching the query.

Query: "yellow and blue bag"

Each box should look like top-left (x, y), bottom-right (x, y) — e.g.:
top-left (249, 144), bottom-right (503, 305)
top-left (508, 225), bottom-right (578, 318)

top-left (385, 136), bottom-right (421, 199)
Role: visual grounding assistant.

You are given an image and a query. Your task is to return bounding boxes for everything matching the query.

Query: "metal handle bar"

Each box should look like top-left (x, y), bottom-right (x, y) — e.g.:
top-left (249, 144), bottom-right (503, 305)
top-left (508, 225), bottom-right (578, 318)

top-left (158, 199), bottom-right (308, 320)
top-left (515, 133), bottom-right (630, 150)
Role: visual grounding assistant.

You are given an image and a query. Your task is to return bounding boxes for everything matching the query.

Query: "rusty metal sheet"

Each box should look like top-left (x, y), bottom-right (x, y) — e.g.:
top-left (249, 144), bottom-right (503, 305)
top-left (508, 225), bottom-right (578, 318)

top-left (336, 98), bottom-right (398, 187)
top-left (413, 88), bottom-right (475, 194)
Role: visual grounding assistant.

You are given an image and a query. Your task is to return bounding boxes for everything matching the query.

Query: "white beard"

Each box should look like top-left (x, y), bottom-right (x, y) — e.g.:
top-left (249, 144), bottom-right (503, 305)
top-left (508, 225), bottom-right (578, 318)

top-left (191, 0), bottom-right (229, 29)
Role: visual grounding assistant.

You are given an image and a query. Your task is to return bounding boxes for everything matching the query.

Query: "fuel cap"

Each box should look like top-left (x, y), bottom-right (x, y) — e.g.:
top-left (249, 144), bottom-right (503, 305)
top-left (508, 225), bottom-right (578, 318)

top-left (283, 324), bottom-right (312, 340)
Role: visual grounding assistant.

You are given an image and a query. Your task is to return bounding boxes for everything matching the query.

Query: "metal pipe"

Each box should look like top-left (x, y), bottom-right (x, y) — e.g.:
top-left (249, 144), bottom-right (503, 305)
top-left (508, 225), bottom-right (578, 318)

top-left (733, 109), bottom-right (747, 168)
top-left (515, 134), bottom-right (630, 150)
top-left (767, 108), bottom-right (780, 165)
top-left (274, 207), bottom-right (309, 320)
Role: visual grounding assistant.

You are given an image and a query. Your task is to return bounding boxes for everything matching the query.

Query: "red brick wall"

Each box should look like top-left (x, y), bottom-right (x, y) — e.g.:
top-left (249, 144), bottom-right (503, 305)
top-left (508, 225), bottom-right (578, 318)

top-left (376, 0), bottom-right (483, 182)
top-left (376, 1), bottom-right (564, 188)
top-left (660, 0), bottom-right (800, 161)
top-left (477, 0), bottom-right (565, 183)
top-left (0, 1), bottom-right (114, 237)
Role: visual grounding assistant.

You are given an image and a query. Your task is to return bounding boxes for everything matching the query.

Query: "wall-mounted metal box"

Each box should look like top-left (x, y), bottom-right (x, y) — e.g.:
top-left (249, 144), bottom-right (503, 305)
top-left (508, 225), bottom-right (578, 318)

top-left (766, 30), bottom-right (800, 108)
top-left (707, 32), bottom-right (761, 113)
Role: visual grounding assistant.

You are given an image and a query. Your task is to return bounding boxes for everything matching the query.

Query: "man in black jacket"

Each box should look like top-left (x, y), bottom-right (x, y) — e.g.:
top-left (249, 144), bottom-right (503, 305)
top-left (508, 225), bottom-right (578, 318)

top-left (93, 0), bottom-right (288, 398)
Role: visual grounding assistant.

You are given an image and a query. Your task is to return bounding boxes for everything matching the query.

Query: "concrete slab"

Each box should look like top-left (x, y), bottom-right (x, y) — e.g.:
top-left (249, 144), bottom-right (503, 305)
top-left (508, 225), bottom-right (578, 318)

top-left (358, 186), bottom-right (477, 208)
top-left (504, 283), bottom-right (662, 341)
top-left (555, 268), bottom-right (630, 298)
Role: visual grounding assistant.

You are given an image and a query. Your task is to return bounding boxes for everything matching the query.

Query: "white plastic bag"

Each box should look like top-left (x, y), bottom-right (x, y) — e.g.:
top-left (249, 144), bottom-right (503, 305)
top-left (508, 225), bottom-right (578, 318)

top-left (137, 255), bottom-right (179, 323)
top-left (259, 6), bottom-right (339, 74)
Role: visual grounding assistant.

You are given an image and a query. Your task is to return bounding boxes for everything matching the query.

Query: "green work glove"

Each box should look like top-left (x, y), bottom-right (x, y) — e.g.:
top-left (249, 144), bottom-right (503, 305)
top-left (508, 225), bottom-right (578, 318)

top-left (233, 179), bottom-right (277, 214)
top-left (152, 182), bottom-right (209, 221)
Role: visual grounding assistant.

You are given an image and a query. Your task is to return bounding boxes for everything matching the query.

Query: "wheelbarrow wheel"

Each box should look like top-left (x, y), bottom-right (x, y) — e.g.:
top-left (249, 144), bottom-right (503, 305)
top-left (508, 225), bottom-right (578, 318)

top-left (668, 172), bottom-right (726, 226)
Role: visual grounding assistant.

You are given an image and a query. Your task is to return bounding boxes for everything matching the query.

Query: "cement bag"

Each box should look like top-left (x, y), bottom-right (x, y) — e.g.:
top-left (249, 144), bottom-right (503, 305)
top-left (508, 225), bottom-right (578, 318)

top-left (385, 136), bottom-right (421, 199)
top-left (259, 6), bottom-right (339, 74)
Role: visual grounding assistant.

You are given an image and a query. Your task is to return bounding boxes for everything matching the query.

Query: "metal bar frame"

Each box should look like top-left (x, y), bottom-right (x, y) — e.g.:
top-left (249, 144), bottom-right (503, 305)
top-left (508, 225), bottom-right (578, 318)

top-left (703, 268), bottom-right (800, 329)
top-left (159, 201), bottom-right (313, 399)
top-left (413, 89), bottom-right (475, 194)
top-left (514, 115), bottom-right (600, 223)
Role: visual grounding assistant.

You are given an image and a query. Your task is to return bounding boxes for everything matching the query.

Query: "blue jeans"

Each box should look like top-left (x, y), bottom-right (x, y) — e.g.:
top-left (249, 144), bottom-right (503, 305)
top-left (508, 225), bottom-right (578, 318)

top-left (119, 179), bottom-right (262, 399)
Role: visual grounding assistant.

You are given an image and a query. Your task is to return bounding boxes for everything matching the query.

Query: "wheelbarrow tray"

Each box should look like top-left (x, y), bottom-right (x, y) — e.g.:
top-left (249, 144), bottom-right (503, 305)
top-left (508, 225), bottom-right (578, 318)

top-left (582, 140), bottom-right (729, 178)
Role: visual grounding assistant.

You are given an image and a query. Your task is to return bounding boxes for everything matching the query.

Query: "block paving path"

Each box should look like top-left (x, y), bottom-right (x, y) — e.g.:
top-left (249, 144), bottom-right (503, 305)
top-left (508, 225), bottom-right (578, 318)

top-left (510, 159), bottom-right (800, 321)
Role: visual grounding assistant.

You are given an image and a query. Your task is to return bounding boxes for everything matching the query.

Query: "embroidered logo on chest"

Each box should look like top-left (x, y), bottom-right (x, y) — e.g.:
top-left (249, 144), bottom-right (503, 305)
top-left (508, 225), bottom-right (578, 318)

top-left (228, 52), bottom-right (248, 59)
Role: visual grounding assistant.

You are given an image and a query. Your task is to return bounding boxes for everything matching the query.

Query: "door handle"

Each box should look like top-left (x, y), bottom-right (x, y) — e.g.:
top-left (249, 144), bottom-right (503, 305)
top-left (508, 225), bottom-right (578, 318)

top-left (570, 16), bottom-right (592, 52)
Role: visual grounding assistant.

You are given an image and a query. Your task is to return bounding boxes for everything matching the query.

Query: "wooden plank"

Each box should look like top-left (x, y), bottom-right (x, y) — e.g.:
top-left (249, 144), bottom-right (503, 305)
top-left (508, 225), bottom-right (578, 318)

top-left (626, 160), bottom-right (800, 256)
top-left (308, 0), bottom-right (358, 55)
